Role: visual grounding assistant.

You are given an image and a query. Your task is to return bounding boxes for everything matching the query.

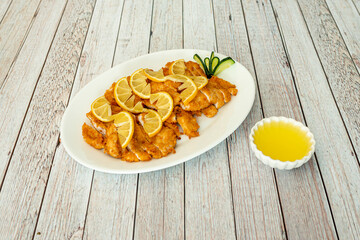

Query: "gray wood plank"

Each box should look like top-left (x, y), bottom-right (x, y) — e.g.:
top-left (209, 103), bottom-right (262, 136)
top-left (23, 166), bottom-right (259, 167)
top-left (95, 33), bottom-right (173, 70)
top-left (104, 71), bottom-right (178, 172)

top-left (297, 0), bottom-right (360, 160)
top-left (0, 0), bottom-right (12, 23)
top-left (352, 0), bottom-right (360, 14)
top-left (0, 0), bottom-right (41, 87)
top-left (242, 0), bottom-right (337, 239)
top-left (83, 0), bottom-right (154, 238)
top-left (272, 0), bottom-right (360, 238)
top-left (325, 0), bottom-right (360, 73)
top-left (133, 0), bottom-right (184, 239)
top-left (213, 0), bottom-right (286, 238)
top-left (183, 0), bottom-right (236, 239)
top-left (0, 0), bottom-right (68, 185)
top-left (33, 147), bottom-right (93, 239)
top-left (33, 1), bottom-right (126, 239)
top-left (0, 0), bottom-right (95, 238)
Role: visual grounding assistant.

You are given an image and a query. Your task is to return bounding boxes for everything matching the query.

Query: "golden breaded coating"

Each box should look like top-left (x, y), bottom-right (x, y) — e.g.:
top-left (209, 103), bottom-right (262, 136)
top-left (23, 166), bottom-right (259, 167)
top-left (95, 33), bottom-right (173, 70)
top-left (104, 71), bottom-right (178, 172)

top-left (104, 82), bottom-right (117, 105)
top-left (175, 106), bottom-right (200, 138)
top-left (151, 126), bottom-right (177, 156)
top-left (82, 123), bottom-right (105, 149)
top-left (86, 112), bottom-right (107, 135)
top-left (202, 105), bottom-right (218, 118)
top-left (180, 91), bottom-right (210, 111)
top-left (104, 123), bottom-right (122, 158)
top-left (150, 81), bottom-right (181, 105)
top-left (126, 122), bottom-right (152, 161)
top-left (185, 61), bottom-right (206, 77)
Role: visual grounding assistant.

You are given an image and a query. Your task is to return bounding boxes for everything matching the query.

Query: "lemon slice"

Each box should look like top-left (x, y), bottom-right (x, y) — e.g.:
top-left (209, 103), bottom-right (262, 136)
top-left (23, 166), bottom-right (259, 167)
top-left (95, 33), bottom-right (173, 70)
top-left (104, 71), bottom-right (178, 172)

top-left (91, 96), bottom-right (113, 122)
top-left (165, 74), bottom-right (198, 104)
top-left (169, 59), bottom-right (186, 75)
top-left (150, 92), bottom-right (174, 122)
top-left (114, 77), bottom-right (144, 113)
top-left (144, 68), bottom-right (166, 82)
top-left (190, 76), bottom-right (208, 90)
top-left (141, 109), bottom-right (162, 137)
top-left (129, 69), bottom-right (151, 99)
top-left (113, 111), bottom-right (134, 148)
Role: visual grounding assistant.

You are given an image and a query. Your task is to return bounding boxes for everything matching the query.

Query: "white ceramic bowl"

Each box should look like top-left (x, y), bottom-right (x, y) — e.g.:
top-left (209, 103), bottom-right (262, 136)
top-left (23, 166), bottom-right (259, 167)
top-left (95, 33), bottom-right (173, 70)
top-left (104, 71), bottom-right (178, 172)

top-left (249, 117), bottom-right (315, 170)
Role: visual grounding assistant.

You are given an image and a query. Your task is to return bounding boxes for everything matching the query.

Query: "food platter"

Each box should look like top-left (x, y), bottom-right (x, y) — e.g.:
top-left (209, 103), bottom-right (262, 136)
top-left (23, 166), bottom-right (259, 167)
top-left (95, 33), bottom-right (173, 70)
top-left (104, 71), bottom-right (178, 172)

top-left (60, 49), bottom-right (255, 174)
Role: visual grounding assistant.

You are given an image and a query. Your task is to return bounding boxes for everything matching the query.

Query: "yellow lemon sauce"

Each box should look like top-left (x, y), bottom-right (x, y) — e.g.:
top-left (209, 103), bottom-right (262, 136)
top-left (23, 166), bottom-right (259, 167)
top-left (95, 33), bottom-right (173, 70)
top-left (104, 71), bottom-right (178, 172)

top-left (253, 121), bottom-right (312, 162)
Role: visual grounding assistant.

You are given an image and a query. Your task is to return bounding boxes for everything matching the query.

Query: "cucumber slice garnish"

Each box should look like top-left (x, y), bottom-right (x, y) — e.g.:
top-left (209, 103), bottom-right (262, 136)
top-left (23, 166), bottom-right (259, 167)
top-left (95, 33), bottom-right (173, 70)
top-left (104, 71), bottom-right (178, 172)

top-left (204, 58), bottom-right (210, 71)
top-left (210, 51), bottom-right (215, 61)
top-left (193, 54), bottom-right (209, 76)
top-left (213, 57), bottom-right (235, 76)
top-left (211, 57), bottom-right (219, 72)
top-left (193, 53), bottom-right (235, 77)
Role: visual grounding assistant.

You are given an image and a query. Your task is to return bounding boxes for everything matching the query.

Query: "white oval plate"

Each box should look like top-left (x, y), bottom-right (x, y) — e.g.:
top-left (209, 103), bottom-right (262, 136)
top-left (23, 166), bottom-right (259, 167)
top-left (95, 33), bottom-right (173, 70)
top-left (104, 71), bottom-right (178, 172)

top-left (61, 49), bottom-right (255, 174)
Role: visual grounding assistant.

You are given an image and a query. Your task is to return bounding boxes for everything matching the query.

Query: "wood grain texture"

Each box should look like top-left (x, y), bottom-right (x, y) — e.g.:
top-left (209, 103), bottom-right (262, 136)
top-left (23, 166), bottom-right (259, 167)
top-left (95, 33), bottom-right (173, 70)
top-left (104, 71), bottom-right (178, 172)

top-left (83, 173), bottom-right (138, 240)
top-left (0, 0), bottom-right (12, 23)
top-left (133, 0), bottom-right (184, 239)
top-left (83, 0), bottom-right (153, 238)
top-left (33, 1), bottom-right (126, 239)
top-left (0, 0), bottom-right (41, 87)
top-left (272, 0), bottom-right (360, 238)
top-left (352, 0), bottom-right (360, 14)
top-left (33, 147), bottom-right (93, 240)
top-left (183, 0), bottom-right (236, 239)
top-left (296, 0), bottom-right (360, 160)
top-left (325, 0), bottom-right (360, 72)
top-left (0, 0), bottom-right (95, 238)
top-left (0, 0), bottom-right (67, 186)
top-left (242, 0), bottom-right (337, 238)
top-left (213, 0), bottom-right (286, 238)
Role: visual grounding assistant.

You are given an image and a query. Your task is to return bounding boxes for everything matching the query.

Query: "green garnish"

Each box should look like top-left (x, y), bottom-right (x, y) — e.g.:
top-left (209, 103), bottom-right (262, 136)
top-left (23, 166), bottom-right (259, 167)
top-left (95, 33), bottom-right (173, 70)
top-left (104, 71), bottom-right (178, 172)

top-left (193, 51), bottom-right (235, 78)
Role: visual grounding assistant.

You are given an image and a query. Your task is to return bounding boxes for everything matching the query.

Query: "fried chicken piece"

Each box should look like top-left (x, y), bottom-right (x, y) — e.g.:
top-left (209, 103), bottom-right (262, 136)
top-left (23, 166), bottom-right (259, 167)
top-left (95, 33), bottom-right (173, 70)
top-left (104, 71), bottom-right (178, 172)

top-left (202, 105), bottom-right (218, 118)
top-left (210, 75), bottom-right (238, 96)
top-left (200, 76), bottom-right (235, 109)
top-left (82, 123), bottom-right (105, 149)
top-left (180, 91), bottom-right (210, 111)
top-left (191, 111), bottom-right (202, 117)
top-left (125, 122), bottom-right (152, 161)
top-left (111, 104), bottom-right (124, 114)
top-left (175, 106), bottom-right (200, 138)
top-left (150, 81), bottom-right (181, 105)
top-left (165, 112), bottom-right (177, 123)
top-left (103, 123), bottom-right (123, 158)
top-left (164, 122), bottom-right (181, 138)
top-left (200, 86), bottom-right (225, 109)
top-left (122, 150), bottom-right (140, 162)
top-left (151, 126), bottom-right (177, 156)
top-left (135, 116), bottom-right (163, 159)
top-left (104, 82), bottom-right (117, 105)
top-left (185, 61), bottom-right (206, 77)
top-left (86, 112), bottom-right (107, 135)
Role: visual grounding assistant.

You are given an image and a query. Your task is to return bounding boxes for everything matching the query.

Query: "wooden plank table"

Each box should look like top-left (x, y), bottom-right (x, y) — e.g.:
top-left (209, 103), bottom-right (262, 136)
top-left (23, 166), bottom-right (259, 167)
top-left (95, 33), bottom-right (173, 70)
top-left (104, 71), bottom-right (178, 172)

top-left (0, 0), bottom-right (359, 239)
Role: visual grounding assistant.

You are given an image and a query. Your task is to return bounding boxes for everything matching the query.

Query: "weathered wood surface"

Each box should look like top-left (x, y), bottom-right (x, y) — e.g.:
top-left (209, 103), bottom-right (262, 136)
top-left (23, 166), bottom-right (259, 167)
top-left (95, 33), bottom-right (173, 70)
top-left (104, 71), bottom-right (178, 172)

top-left (84, 0), bottom-right (153, 239)
top-left (34, 1), bottom-right (125, 239)
top-left (0, 0), bottom-right (41, 87)
top-left (325, 0), bottom-right (360, 72)
top-left (0, 0), bottom-right (360, 239)
top-left (213, 0), bottom-right (286, 238)
top-left (0, 0), bottom-right (12, 22)
top-left (297, 0), bottom-right (360, 160)
top-left (272, 0), bottom-right (360, 238)
top-left (183, 0), bottom-right (236, 239)
top-left (242, 0), bottom-right (337, 238)
top-left (133, 0), bottom-right (184, 239)
top-left (0, 0), bottom-right (67, 185)
top-left (0, 0), bottom-right (95, 238)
